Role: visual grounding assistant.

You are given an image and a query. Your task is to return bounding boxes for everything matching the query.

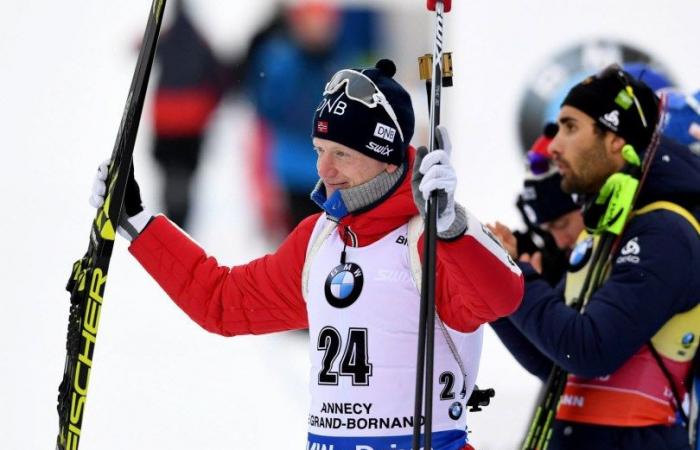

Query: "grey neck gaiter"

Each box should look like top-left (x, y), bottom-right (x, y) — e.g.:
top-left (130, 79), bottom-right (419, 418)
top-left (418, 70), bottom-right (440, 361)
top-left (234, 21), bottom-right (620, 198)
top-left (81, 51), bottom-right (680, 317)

top-left (339, 162), bottom-right (406, 214)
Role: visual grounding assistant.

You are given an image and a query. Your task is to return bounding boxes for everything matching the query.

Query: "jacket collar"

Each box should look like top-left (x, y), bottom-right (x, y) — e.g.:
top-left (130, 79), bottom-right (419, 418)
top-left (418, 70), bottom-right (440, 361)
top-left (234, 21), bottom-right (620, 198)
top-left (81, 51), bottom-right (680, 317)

top-left (311, 147), bottom-right (419, 246)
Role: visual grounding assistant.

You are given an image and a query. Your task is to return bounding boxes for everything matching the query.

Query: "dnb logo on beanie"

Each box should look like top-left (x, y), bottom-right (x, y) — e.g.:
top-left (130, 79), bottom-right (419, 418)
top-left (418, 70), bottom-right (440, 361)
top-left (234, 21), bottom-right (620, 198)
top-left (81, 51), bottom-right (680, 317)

top-left (374, 123), bottom-right (397, 142)
top-left (324, 263), bottom-right (364, 308)
top-left (312, 59), bottom-right (415, 166)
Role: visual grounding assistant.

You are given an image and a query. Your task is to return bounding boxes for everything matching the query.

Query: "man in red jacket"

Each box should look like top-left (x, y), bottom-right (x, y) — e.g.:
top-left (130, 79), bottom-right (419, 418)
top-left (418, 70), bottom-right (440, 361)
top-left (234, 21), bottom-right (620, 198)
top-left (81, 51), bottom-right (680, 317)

top-left (91, 59), bottom-right (523, 450)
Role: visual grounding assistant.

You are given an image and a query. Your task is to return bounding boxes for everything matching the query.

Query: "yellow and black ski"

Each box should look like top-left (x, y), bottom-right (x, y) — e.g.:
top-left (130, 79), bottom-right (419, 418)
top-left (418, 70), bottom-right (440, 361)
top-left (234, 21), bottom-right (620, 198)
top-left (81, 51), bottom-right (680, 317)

top-left (56, 2), bottom-right (166, 449)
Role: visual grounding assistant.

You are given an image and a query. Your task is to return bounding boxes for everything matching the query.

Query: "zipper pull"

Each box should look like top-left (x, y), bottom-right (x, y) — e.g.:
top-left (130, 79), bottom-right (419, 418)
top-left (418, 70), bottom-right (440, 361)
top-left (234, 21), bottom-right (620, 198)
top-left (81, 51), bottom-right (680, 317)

top-left (340, 225), bottom-right (349, 264)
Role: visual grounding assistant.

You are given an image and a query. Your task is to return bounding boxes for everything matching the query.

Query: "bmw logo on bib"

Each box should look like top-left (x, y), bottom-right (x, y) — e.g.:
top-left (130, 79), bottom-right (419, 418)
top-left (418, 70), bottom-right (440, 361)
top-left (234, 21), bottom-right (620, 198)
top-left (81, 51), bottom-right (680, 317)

top-left (682, 332), bottom-right (695, 349)
top-left (569, 236), bottom-right (594, 272)
top-left (324, 263), bottom-right (364, 308)
top-left (448, 401), bottom-right (463, 420)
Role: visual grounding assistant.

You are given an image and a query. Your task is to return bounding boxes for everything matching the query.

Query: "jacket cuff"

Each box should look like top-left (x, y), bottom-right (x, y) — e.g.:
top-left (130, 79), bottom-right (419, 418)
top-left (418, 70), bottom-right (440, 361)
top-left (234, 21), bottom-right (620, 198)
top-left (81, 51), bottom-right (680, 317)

top-left (118, 209), bottom-right (154, 242)
top-left (517, 261), bottom-right (541, 282)
top-left (438, 203), bottom-right (468, 241)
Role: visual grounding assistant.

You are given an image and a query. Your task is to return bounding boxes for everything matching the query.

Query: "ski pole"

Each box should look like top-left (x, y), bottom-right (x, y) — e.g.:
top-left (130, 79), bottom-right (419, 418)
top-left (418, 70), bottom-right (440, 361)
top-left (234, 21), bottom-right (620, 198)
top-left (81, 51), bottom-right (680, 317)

top-left (412, 1), bottom-right (452, 449)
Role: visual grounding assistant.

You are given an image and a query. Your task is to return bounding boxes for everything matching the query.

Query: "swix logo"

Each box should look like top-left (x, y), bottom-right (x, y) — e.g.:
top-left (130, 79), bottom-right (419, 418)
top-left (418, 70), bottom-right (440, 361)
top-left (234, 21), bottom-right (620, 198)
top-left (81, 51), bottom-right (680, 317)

top-left (316, 94), bottom-right (347, 117)
top-left (560, 394), bottom-right (585, 408)
top-left (616, 237), bottom-right (640, 264)
top-left (365, 141), bottom-right (393, 156)
top-left (373, 123), bottom-right (396, 142)
top-left (317, 121), bottom-right (328, 133)
top-left (601, 110), bottom-right (620, 130)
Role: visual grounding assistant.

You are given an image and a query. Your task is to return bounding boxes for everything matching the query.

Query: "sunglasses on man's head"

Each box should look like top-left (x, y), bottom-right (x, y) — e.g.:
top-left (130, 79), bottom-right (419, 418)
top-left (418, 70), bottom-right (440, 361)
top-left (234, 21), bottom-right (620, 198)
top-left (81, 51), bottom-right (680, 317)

top-left (324, 69), bottom-right (405, 143)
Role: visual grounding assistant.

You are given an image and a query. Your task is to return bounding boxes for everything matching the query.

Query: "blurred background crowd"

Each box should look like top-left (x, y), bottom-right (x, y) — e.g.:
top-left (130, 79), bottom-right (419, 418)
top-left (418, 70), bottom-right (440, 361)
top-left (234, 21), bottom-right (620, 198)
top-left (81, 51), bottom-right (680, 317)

top-left (3, 0), bottom-right (699, 448)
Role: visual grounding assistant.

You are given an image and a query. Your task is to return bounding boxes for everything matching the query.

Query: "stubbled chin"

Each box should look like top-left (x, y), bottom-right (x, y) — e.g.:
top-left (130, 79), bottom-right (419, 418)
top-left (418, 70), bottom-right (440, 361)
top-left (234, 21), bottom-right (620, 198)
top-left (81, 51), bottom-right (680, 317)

top-left (324, 183), bottom-right (339, 197)
top-left (325, 182), bottom-right (349, 196)
top-left (560, 176), bottom-right (575, 194)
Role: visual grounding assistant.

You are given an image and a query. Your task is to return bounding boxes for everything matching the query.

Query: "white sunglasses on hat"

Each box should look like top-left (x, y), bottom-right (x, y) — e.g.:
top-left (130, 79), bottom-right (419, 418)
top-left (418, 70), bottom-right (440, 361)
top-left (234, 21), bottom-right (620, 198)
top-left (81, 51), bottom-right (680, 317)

top-left (324, 69), bottom-right (405, 143)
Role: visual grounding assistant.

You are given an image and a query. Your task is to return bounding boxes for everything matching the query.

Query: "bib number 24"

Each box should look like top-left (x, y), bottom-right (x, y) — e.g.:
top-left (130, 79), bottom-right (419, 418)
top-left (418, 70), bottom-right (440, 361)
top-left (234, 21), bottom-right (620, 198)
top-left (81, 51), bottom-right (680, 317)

top-left (317, 326), bottom-right (373, 386)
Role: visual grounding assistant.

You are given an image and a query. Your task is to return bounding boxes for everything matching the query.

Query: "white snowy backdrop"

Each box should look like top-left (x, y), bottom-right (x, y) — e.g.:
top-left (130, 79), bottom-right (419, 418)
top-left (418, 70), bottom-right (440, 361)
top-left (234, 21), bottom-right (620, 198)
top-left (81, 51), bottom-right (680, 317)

top-left (2, 1), bottom-right (699, 449)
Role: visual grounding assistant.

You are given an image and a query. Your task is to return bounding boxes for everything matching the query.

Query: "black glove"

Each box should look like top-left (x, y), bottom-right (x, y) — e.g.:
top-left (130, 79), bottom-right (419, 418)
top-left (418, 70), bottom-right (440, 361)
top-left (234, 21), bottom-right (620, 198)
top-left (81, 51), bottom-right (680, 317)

top-left (90, 159), bottom-right (151, 241)
top-left (123, 162), bottom-right (144, 217)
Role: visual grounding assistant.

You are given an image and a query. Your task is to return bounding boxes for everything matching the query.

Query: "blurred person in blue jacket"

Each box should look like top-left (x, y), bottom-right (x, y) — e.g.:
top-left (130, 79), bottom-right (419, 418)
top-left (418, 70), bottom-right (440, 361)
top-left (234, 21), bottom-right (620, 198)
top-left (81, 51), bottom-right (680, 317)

top-left (245, 1), bottom-right (375, 239)
top-left (660, 88), bottom-right (700, 155)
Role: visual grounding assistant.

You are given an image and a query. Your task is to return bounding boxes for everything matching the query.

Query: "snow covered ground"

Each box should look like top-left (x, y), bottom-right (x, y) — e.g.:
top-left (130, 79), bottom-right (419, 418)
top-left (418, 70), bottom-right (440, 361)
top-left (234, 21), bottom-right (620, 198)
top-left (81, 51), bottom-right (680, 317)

top-left (2, 1), bottom-right (699, 449)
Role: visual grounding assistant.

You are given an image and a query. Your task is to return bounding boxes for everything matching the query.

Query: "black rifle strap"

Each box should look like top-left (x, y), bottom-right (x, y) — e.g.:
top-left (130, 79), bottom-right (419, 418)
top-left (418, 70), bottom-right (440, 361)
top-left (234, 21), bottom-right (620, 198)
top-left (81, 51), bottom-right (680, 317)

top-left (647, 342), bottom-right (690, 426)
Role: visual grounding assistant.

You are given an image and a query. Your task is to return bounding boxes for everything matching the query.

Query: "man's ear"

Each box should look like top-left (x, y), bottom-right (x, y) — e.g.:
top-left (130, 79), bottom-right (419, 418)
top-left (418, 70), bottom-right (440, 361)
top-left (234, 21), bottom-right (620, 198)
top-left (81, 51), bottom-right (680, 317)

top-left (386, 164), bottom-right (399, 174)
top-left (608, 133), bottom-right (627, 156)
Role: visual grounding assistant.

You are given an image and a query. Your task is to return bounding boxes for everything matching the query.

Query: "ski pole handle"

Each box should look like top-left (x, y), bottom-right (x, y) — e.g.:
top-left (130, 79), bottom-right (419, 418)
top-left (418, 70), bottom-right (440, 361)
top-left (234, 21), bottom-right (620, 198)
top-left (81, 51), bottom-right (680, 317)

top-left (427, 0), bottom-right (452, 12)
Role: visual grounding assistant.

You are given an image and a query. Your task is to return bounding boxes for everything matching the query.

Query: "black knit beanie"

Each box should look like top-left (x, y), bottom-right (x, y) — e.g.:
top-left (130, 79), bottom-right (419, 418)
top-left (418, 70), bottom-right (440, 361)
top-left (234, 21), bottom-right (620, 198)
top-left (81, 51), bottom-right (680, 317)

top-left (521, 172), bottom-right (578, 225)
top-left (311, 59), bottom-right (415, 165)
top-left (562, 64), bottom-right (660, 153)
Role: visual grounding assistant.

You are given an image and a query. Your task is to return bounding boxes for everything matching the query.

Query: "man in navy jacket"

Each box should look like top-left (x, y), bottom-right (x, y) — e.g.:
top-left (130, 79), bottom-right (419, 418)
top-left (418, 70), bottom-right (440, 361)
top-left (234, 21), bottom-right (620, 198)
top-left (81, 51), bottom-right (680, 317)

top-left (491, 66), bottom-right (700, 449)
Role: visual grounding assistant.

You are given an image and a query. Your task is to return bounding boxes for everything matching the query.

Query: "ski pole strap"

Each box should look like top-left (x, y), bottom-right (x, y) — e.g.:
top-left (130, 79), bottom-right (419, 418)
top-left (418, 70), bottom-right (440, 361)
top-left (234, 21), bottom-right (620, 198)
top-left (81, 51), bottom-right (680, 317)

top-left (408, 216), bottom-right (475, 403)
top-left (648, 342), bottom-right (690, 426)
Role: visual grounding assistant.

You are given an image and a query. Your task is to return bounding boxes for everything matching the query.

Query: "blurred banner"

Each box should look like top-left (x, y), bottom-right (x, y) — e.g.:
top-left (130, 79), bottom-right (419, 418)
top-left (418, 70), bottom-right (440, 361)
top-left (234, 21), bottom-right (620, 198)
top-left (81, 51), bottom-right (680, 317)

top-left (518, 40), bottom-right (676, 152)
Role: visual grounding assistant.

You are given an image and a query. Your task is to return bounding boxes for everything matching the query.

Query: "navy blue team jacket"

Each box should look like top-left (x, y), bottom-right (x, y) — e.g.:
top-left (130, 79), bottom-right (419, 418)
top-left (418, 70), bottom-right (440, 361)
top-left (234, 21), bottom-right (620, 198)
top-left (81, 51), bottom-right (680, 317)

top-left (492, 137), bottom-right (700, 450)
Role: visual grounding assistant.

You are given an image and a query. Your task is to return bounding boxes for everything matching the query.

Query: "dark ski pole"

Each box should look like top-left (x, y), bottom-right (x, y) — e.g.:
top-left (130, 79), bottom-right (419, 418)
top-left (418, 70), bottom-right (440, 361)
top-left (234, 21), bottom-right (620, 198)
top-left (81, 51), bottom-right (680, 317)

top-left (412, 1), bottom-right (452, 449)
top-left (55, 2), bottom-right (166, 449)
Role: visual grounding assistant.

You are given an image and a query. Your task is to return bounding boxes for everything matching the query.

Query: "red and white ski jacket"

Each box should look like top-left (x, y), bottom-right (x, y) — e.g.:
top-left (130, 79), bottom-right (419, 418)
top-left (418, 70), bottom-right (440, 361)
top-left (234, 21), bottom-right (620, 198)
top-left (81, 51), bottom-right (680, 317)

top-left (128, 149), bottom-right (522, 449)
top-left (129, 150), bottom-right (523, 336)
